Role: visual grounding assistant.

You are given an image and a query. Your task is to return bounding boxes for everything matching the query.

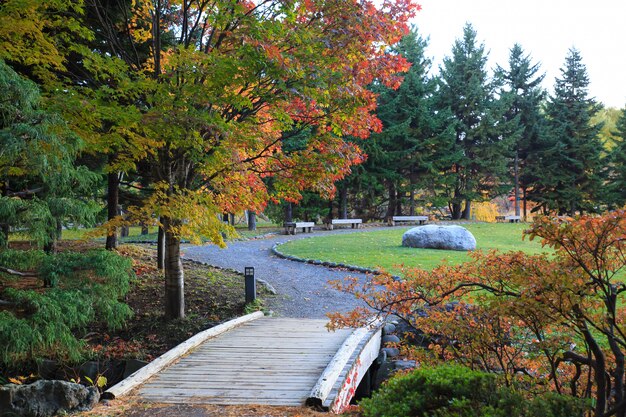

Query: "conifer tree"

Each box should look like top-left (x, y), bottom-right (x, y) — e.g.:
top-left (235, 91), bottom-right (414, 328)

top-left (606, 107), bottom-right (626, 208)
top-left (436, 24), bottom-right (512, 219)
top-left (529, 48), bottom-right (603, 215)
top-left (496, 44), bottom-right (545, 219)
top-left (0, 60), bottom-right (99, 251)
top-left (357, 28), bottom-right (441, 219)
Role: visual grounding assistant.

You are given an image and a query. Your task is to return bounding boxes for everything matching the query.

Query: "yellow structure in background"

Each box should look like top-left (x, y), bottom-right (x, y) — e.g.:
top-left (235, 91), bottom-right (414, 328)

top-left (473, 201), bottom-right (499, 222)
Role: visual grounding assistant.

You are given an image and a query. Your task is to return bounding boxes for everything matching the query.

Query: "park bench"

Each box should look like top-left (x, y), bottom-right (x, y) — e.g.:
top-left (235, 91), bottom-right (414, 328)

top-left (284, 221), bottom-right (315, 235)
top-left (495, 215), bottom-right (506, 222)
top-left (325, 218), bottom-right (362, 230)
top-left (504, 215), bottom-right (521, 223)
top-left (388, 215), bottom-right (428, 226)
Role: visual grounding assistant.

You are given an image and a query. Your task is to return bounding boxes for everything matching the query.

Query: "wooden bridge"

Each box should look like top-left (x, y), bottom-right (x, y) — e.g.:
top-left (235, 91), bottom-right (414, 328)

top-left (104, 312), bottom-right (382, 414)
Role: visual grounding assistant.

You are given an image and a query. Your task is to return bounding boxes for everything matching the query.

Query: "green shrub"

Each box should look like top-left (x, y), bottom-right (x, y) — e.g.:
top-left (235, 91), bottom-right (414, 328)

top-left (360, 365), bottom-right (590, 417)
top-left (0, 249), bottom-right (134, 370)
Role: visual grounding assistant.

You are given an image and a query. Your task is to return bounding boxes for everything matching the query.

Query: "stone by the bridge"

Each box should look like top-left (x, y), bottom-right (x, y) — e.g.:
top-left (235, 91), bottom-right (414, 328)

top-left (402, 225), bottom-right (476, 251)
top-left (0, 380), bottom-right (99, 417)
top-left (382, 334), bottom-right (400, 344)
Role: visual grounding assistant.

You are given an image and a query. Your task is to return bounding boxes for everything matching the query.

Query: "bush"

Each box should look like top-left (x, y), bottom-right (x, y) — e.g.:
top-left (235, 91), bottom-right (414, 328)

top-left (360, 365), bottom-right (590, 417)
top-left (0, 249), bottom-right (134, 371)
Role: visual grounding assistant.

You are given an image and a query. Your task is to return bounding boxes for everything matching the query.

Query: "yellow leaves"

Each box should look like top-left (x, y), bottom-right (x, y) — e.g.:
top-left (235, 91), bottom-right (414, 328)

top-left (8, 374), bottom-right (34, 385)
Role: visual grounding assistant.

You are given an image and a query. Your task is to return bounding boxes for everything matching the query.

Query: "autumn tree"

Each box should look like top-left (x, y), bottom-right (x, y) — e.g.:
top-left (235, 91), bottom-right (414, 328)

top-left (435, 24), bottom-right (513, 219)
top-left (330, 210), bottom-right (626, 417)
top-left (46, 0), bottom-right (416, 320)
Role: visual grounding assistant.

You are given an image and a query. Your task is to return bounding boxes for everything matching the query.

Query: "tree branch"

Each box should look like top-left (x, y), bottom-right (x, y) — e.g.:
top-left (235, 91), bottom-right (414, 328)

top-left (0, 266), bottom-right (38, 278)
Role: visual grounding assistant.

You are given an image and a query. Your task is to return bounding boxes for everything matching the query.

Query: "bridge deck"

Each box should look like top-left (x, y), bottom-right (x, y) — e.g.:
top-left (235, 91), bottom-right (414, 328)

top-left (137, 317), bottom-right (353, 406)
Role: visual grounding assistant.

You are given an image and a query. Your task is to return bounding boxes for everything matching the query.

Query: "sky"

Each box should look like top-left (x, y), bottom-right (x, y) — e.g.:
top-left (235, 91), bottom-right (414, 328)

top-left (411, 0), bottom-right (626, 108)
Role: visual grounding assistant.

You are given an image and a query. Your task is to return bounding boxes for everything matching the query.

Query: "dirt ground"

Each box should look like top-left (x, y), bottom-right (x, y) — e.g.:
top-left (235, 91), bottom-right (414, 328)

top-left (80, 397), bottom-right (360, 417)
top-left (90, 244), bottom-right (266, 363)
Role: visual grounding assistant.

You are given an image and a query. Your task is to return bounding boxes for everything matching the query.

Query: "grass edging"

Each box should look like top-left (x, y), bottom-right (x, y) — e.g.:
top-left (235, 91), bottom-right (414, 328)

top-left (272, 240), bottom-right (401, 280)
top-left (102, 311), bottom-right (265, 399)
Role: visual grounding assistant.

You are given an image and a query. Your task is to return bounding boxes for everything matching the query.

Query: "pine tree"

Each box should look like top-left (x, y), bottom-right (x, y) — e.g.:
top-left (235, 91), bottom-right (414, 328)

top-left (436, 24), bottom-right (513, 219)
top-left (529, 48), bottom-right (603, 215)
top-left (349, 28), bottom-right (443, 219)
top-left (496, 44), bottom-right (546, 219)
top-left (606, 107), bottom-right (626, 208)
top-left (0, 60), bottom-right (99, 250)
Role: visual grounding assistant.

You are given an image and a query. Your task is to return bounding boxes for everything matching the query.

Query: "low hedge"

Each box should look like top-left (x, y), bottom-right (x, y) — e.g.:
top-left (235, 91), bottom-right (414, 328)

top-left (360, 365), bottom-right (590, 417)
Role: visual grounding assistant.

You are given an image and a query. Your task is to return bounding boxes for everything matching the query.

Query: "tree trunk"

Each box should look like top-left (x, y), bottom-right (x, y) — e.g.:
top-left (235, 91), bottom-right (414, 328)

top-left (327, 199), bottom-right (333, 221)
top-left (285, 203), bottom-right (293, 222)
top-left (141, 223), bottom-right (149, 235)
top-left (43, 237), bottom-right (56, 254)
top-left (522, 187), bottom-right (528, 221)
top-left (229, 213), bottom-right (235, 225)
top-left (514, 151), bottom-right (520, 217)
top-left (451, 202), bottom-right (462, 220)
top-left (105, 172), bottom-right (119, 250)
top-left (339, 185), bottom-right (348, 219)
top-left (247, 211), bottom-right (257, 231)
top-left (1, 181), bottom-right (9, 246)
top-left (384, 182), bottom-right (396, 221)
top-left (55, 219), bottom-right (62, 240)
top-left (163, 216), bottom-right (185, 320)
top-left (395, 194), bottom-right (402, 216)
top-left (409, 186), bottom-right (415, 216)
top-left (157, 224), bottom-right (165, 270)
top-left (462, 199), bottom-right (472, 220)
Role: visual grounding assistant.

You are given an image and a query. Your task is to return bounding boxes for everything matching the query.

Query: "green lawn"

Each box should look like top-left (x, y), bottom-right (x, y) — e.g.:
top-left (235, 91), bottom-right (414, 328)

top-left (279, 223), bottom-right (548, 273)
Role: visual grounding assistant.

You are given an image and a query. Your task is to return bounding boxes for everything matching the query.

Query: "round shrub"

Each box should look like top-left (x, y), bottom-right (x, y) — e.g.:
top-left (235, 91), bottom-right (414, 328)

top-left (359, 365), bottom-right (590, 417)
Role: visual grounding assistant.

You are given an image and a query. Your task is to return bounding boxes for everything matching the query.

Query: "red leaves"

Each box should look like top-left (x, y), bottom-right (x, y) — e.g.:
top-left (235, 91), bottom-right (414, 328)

top-left (330, 210), bottom-right (626, 404)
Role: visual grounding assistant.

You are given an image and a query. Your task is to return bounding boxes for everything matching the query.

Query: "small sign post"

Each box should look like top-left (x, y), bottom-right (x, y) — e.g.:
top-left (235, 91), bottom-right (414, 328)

top-left (244, 267), bottom-right (256, 304)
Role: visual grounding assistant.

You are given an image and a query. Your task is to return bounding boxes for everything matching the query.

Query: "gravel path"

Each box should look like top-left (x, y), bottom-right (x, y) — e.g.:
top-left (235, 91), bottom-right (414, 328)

top-left (183, 227), bottom-right (386, 319)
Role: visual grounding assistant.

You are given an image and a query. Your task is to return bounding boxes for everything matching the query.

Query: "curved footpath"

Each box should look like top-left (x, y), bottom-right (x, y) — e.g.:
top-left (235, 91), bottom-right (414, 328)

top-left (183, 227), bottom-right (387, 319)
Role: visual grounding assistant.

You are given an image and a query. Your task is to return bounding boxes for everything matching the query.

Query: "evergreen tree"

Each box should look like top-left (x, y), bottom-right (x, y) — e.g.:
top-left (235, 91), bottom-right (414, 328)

top-left (606, 107), bottom-right (626, 208)
top-left (529, 48), bottom-right (603, 215)
top-left (436, 24), bottom-right (513, 219)
top-left (0, 60), bottom-right (99, 250)
top-left (496, 44), bottom-right (546, 219)
top-left (352, 28), bottom-right (442, 220)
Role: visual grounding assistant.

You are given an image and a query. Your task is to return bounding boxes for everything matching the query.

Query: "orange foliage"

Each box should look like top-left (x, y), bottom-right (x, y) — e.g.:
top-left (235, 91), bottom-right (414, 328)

top-left (330, 210), bottom-right (626, 416)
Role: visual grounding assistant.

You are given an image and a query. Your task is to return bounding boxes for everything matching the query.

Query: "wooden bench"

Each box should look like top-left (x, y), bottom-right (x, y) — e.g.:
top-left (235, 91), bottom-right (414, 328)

top-left (325, 218), bottom-right (362, 230)
top-left (284, 222), bottom-right (315, 235)
top-left (389, 215), bottom-right (428, 226)
top-left (504, 215), bottom-right (521, 223)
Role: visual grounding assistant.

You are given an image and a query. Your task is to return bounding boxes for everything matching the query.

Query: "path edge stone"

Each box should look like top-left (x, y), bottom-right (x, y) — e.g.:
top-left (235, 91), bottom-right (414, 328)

top-left (272, 241), bottom-right (401, 280)
top-left (102, 311), bottom-right (264, 400)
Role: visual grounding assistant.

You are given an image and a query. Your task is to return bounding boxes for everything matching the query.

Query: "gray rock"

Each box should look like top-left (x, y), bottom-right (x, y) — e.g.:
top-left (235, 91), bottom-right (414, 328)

top-left (393, 360), bottom-right (417, 371)
top-left (382, 334), bottom-right (400, 344)
top-left (123, 359), bottom-right (149, 379)
top-left (402, 225), bottom-right (476, 251)
top-left (0, 380), bottom-right (99, 417)
top-left (382, 347), bottom-right (400, 358)
top-left (382, 323), bottom-right (396, 335)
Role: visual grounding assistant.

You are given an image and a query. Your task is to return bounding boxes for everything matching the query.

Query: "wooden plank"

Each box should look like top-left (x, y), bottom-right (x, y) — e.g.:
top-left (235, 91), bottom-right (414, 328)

top-left (136, 317), bottom-right (355, 407)
top-left (306, 326), bottom-right (370, 407)
top-left (331, 219), bottom-right (362, 224)
top-left (139, 388), bottom-right (312, 397)
top-left (141, 396), bottom-right (310, 404)
top-left (103, 311), bottom-right (264, 399)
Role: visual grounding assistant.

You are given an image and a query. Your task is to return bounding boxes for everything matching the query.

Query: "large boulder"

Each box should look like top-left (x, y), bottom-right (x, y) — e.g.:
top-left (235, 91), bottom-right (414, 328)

top-left (0, 380), bottom-right (99, 417)
top-left (402, 225), bottom-right (476, 251)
